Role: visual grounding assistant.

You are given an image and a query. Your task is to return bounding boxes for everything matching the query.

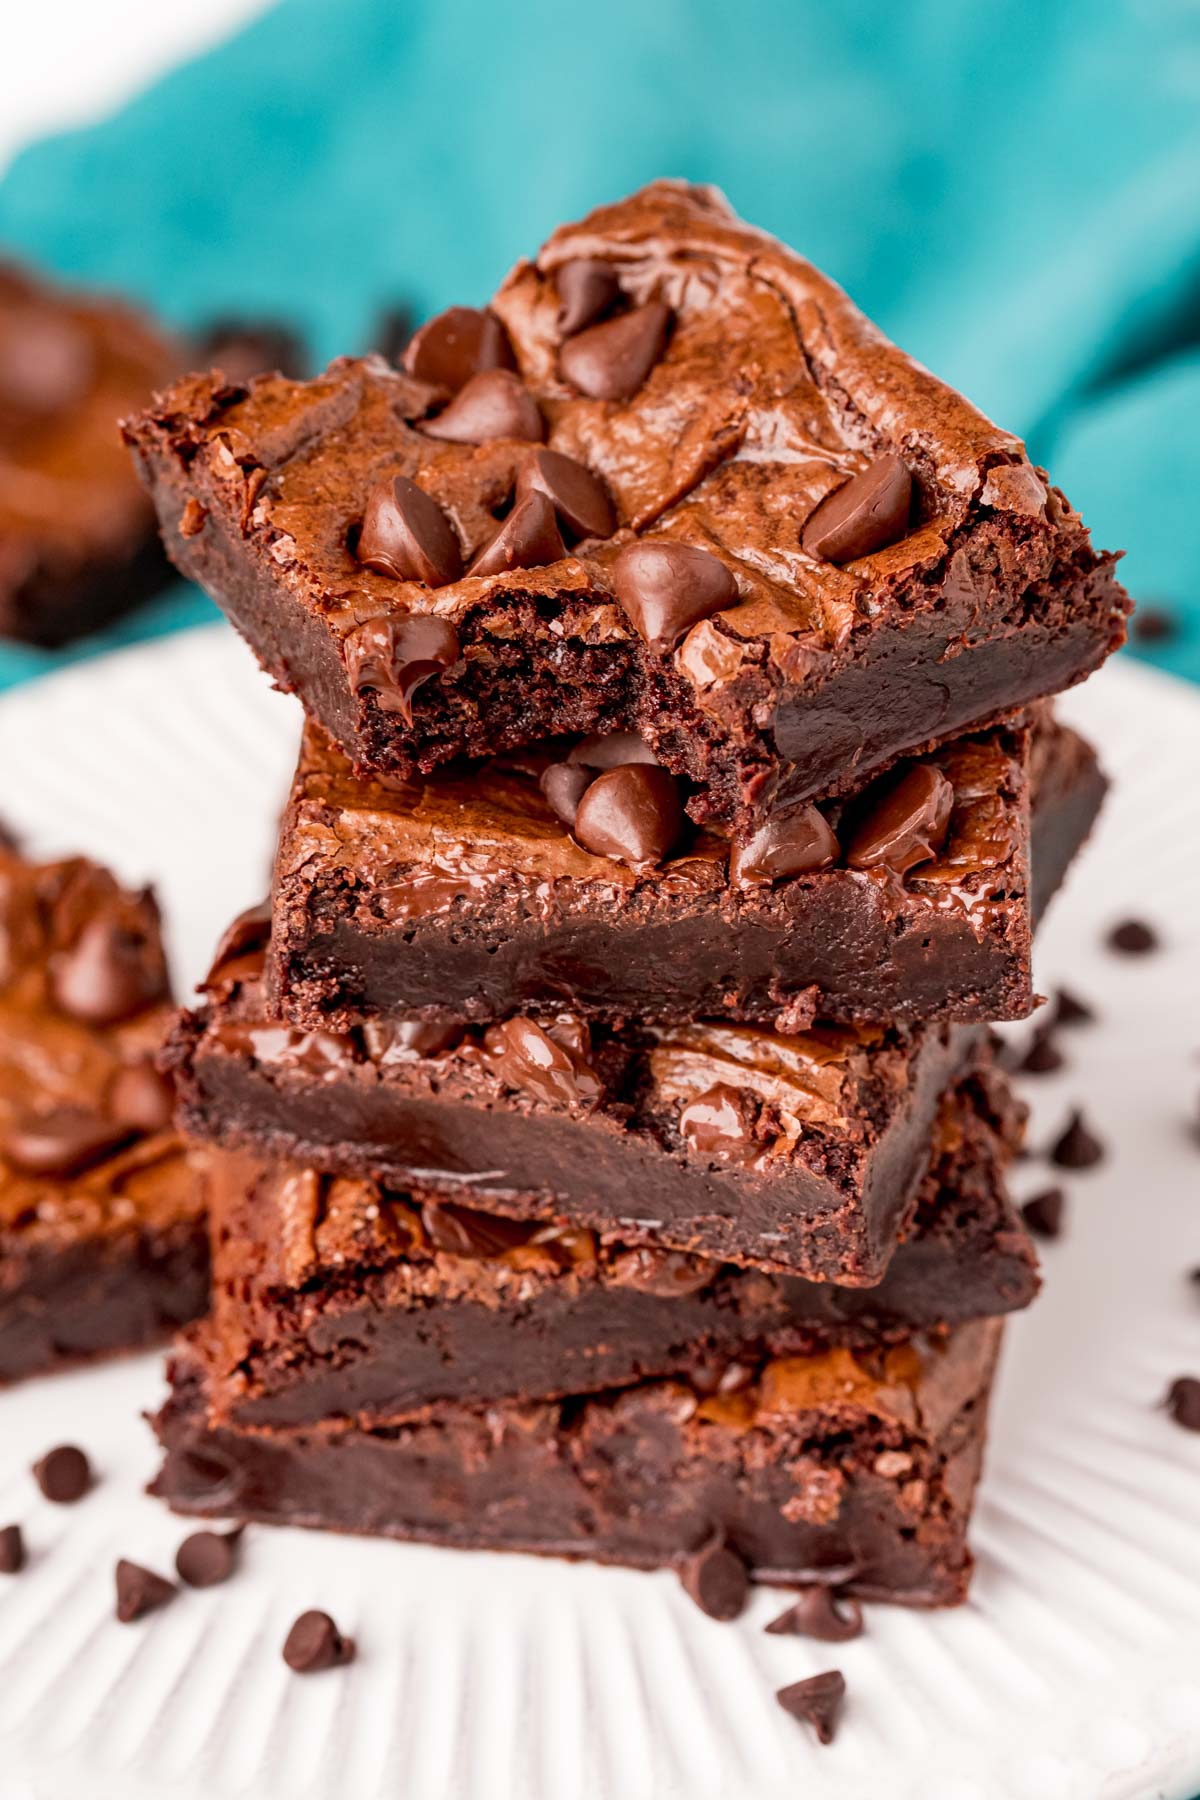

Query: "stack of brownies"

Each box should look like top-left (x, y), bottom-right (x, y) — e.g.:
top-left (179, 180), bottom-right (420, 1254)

top-left (128, 183), bottom-right (1125, 1610)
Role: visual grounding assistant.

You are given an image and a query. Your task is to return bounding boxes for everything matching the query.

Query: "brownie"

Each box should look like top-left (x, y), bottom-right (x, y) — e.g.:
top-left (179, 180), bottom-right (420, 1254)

top-left (200, 1065), bottom-right (1033, 1429)
top-left (1027, 714), bottom-right (1109, 921)
top-left (268, 712), bottom-right (1102, 1034)
top-left (153, 1313), bottom-right (1002, 1606)
top-left (0, 840), bottom-right (206, 1379)
top-left (125, 181), bottom-right (1128, 829)
top-left (0, 263), bottom-right (182, 647)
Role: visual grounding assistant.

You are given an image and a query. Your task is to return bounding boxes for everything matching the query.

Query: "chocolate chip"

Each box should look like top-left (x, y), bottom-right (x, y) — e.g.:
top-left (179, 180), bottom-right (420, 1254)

top-left (195, 318), bottom-right (308, 383)
top-left (365, 1015), bottom-right (464, 1059)
top-left (108, 1059), bottom-right (176, 1133)
top-left (1107, 918), bottom-right (1159, 955)
top-left (33, 1444), bottom-right (91, 1503)
top-left (845, 765), bottom-right (954, 875)
top-left (3, 1107), bottom-right (132, 1178)
top-left (776, 1669), bottom-right (846, 1744)
top-left (282, 1609), bottom-right (355, 1673)
top-left (368, 304), bottom-right (414, 367)
top-left (730, 805), bottom-right (839, 886)
top-left (1050, 1108), bottom-right (1104, 1170)
top-left (421, 1199), bottom-right (535, 1259)
top-left (467, 490), bottom-right (565, 579)
top-left (175, 1528), bottom-right (242, 1588)
top-left (573, 765), bottom-right (683, 868)
top-left (1021, 1187), bottom-right (1066, 1239)
top-left (0, 1525), bottom-right (25, 1574)
top-left (802, 453), bottom-right (912, 563)
top-left (403, 306), bottom-right (514, 392)
top-left (678, 1534), bottom-right (749, 1621)
top-left (49, 912), bottom-right (167, 1026)
top-left (1018, 1030), bottom-right (1064, 1076)
top-left (679, 1084), bottom-right (758, 1162)
top-left (608, 1247), bottom-right (720, 1299)
top-left (559, 300), bottom-right (671, 401)
top-left (481, 1015), bottom-right (602, 1109)
top-left (612, 540), bottom-right (737, 649)
top-left (555, 259), bottom-right (620, 336)
top-left (211, 900), bottom-right (272, 974)
top-left (115, 1559), bottom-right (176, 1623)
top-left (344, 614), bottom-right (461, 725)
top-left (1053, 987), bottom-right (1094, 1028)
top-left (356, 475), bottom-right (463, 587)
top-left (540, 762), bottom-right (593, 827)
top-left (1165, 1376), bottom-right (1200, 1431)
top-left (1132, 606), bottom-right (1176, 644)
top-left (515, 447), bottom-right (615, 540)
top-left (566, 730), bottom-right (657, 770)
top-left (765, 1587), bottom-right (863, 1642)
top-left (424, 369), bottom-right (543, 445)
top-left (0, 307), bottom-right (94, 419)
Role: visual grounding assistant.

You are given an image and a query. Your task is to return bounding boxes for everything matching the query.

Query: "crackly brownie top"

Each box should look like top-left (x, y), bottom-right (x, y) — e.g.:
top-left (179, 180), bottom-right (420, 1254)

top-left (0, 839), bottom-right (196, 1249)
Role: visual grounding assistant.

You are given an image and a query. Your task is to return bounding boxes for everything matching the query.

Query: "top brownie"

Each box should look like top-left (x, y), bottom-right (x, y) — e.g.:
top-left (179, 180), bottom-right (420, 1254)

top-left (125, 181), bottom-right (1128, 828)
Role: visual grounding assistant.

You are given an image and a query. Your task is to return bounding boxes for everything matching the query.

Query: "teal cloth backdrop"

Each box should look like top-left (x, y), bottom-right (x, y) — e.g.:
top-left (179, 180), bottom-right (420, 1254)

top-left (1, 0), bottom-right (1198, 691)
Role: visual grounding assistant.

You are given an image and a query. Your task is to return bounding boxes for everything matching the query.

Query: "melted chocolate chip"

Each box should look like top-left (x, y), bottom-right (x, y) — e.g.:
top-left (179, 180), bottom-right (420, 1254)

top-left (356, 475), bottom-right (463, 588)
top-left (421, 1199), bottom-right (535, 1259)
top-left (555, 259), bottom-right (620, 335)
top-left (573, 765), bottom-right (683, 867)
top-left (776, 1669), bottom-right (846, 1744)
top-left (1165, 1376), bottom-right (1200, 1431)
top-left (566, 730), bottom-right (657, 770)
top-left (365, 1016), bottom-right (464, 1059)
top-left (33, 1445), bottom-right (91, 1503)
top-left (1049, 1108), bottom-right (1104, 1170)
top-left (108, 1059), bottom-right (176, 1133)
top-left (115, 1559), bottom-right (176, 1623)
top-left (730, 804), bottom-right (839, 886)
top-left (467, 490), bottom-right (565, 578)
top-left (1021, 1188), bottom-right (1066, 1239)
top-left (608, 1247), bottom-right (719, 1299)
top-left (424, 369), bottom-right (543, 445)
top-left (802, 453), bottom-right (912, 563)
top-left (679, 1084), bottom-right (758, 1162)
top-left (282, 1609), bottom-right (356, 1673)
top-left (481, 1015), bottom-right (602, 1109)
top-left (176, 1528), bottom-right (242, 1588)
top-left (49, 912), bottom-right (167, 1026)
top-left (612, 540), bottom-right (737, 649)
top-left (1017, 1029), bottom-right (1064, 1075)
top-left (344, 614), bottom-right (460, 725)
top-left (765, 1587), bottom-right (864, 1642)
top-left (845, 765), bottom-right (954, 874)
top-left (1053, 987), bottom-right (1095, 1028)
top-left (559, 300), bottom-right (671, 401)
top-left (678, 1534), bottom-right (749, 1621)
top-left (540, 762), bottom-right (593, 827)
top-left (403, 306), bottom-right (514, 392)
top-left (1107, 918), bottom-right (1159, 955)
top-left (2, 1107), bottom-right (132, 1178)
top-left (0, 1525), bottom-right (25, 1574)
top-left (515, 447), bottom-right (615, 540)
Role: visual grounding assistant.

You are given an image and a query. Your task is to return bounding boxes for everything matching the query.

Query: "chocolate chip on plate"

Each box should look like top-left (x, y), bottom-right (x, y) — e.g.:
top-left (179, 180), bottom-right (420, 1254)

top-left (2, 1106), bottom-right (131, 1178)
top-left (403, 306), bottom-right (514, 392)
top-left (559, 300), bottom-right (671, 401)
top-left (776, 1669), bottom-right (846, 1744)
top-left (282, 1609), bottom-right (356, 1673)
top-left (845, 765), bottom-right (954, 874)
top-left (175, 1528), bottom-right (243, 1588)
top-left (540, 762), bottom-right (593, 827)
top-left (424, 368), bottom-right (543, 445)
top-left (1018, 1029), bottom-right (1064, 1076)
top-left (612, 540), bottom-right (737, 650)
top-left (555, 259), bottom-right (620, 336)
top-left (1165, 1376), bottom-right (1200, 1431)
top-left (765, 1587), bottom-right (863, 1642)
top-left (344, 615), bottom-right (461, 725)
top-left (1021, 1188), bottom-right (1066, 1239)
top-left (49, 914), bottom-right (166, 1026)
top-left (108, 1058), bottom-right (176, 1133)
top-left (515, 447), bottom-right (615, 540)
top-left (802, 454), bottom-right (912, 563)
top-left (678, 1534), bottom-right (749, 1621)
top-left (115, 1559), bottom-right (176, 1623)
top-left (573, 765), bottom-right (684, 867)
top-left (730, 804), bottom-right (839, 886)
top-left (1107, 918), bottom-right (1159, 955)
top-left (1053, 987), bottom-right (1095, 1028)
top-left (0, 1525), bottom-right (25, 1574)
top-left (1050, 1109), bottom-right (1104, 1170)
top-left (467, 490), bottom-right (565, 578)
top-left (356, 475), bottom-right (463, 588)
top-left (32, 1444), bottom-right (91, 1503)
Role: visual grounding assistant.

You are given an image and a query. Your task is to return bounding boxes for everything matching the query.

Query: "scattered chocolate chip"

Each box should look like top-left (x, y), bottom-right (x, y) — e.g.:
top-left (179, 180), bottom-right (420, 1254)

top-left (559, 300), bottom-right (671, 401)
top-left (1053, 987), bottom-right (1094, 1028)
top-left (515, 447), bottom-right (615, 540)
top-left (555, 259), bottom-right (620, 336)
top-left (1018, 1030), bottom-right (1064, 1076)
top-left (467, 490), bottom-right (565, 579)
top-left (356, 475), bottom-right (463, 587)
top-left (730, 805), bottom-right (839, 886)
top-left (845, 765), bottom-right (954, 875)
top-left (1050, 1109), bottom-right (1104, 1170)
top-left (175, 1528), bottom-right (242, 1588)
top-left (0, 1525), bottom-right (25, 1574)
top-left (403, 306), bottom-right (514, 392)
top-left (678, 1534), bottom-right (749, 1621)
top-left (115, 1559), bottom-right (176, 1623)
top-left (3, 1107), bottom-right (132, 1178)
top-left (421, 1199), bottom-right (534, 1259)
top-left (1165, 1376), bottom-right (1200, 1431)
top-left (1107, 918), bottom-right (1159, 955)
top-left (540, 762), bottom-right (593, 827)
top-left (49, 912), bottom-right (166, 1026)
top-left (282, 1609), bottom-right (356, 1673)
top-left (566, 730), bottom-right (657, 770)
top-left (1021, 1188), bottom-right (1066, 1239)
top-left (32, 1444), bottom-right (91, 1503)
top-left (612, 540), bottom-right (737, 649)
top-left (108, 1059), bottom-right (176, 1133)
top-left (679, 1084), bottom-right (759, 1162)
top-left (801, 454), bottom-right (912, 563)
top-left (765, 1587), bottom-right (863, 1642)
top-left (608, 1246), bottom-right (720, 1298)
top-left (424, 369), bottom-right (543, 445)
top-left (573, 765), bottom-right (683, 868)
top-left (776, 1669), bottom-right (846, 1744)
top-left (1132, 606), bottom-right (1176, 644)
top-left (481, 1015), bottom-right (602, 1109)
top-left (344, 615), bottom-right (461, 725)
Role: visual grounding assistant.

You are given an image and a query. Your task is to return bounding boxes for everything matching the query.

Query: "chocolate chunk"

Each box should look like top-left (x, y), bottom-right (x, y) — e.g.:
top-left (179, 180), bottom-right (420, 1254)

top-left (421, 1200), bottom-right (535, 1259)
top-left (678, 1534), bottom-right (749, 1621)
top-left (403, 306), bottom-right (514, 392)
top-left (608, 1246), bottom-right (720, 1299)
top-left (0, 306), bottom-right (94, 420)
top-left (344, 615), bottom-right (460, 725)
top-left (0, 1525), bottom-right (25, 1574)
top-left (776, 1669), bottom-right (846, 1744)
top-left (802, 453), bottom-right (912, 563)
top-left (845, 765), bottom-right (954, 874)
top-left (115, 1559), bottom-right (176, 1623)
top-left (364, 1016), bottom-right (464, 1059)
top-left (1018, 1030), bottom-right (1064, 1075)
top-left (540, 762), bottom-right (593, 827)
top-left (175, 1528), bottom-right (241, 1588)
top-left (1132, 606), bottom-right (1176, 644)
top-left (573, 765), bottom-right (684, 868)
top-left (555, 259), bottom-right (620, 336)
top-left (2, 1106), bottom-right (132, 1178)
top-left (559, 300), bottom-right (671, 401)
top-left (612, 540), bottom-right (737, 649)
top-left (679, 1084), bottom-right (758, 1162)
top-left (1107, 918), bottom-right (1159, 955)
top-left (33, 1445), bottom-right (91, 1503)
top-left (765, 1587), bottom-right (863, 1642)
top-left (515, 447), bottom-right (615, 539)
top-left (1053, 987), bottom-right (1094, 1028)
top-left (467, 490), bottom-right (565, 578)
top-left (1050, 1109), bottom-right (1104, 1170)
top-left (282, 1609), bottom-right (355, 1673)
top-left (1165, 1377), bottom-right (1200, 1431)
top-left (481, 1015), bottom-right (602, 1109)
top-left (1021, 1187), bottom-right (1066, 1239)
top-left (356, 475), bottom-right (463, 588)
top-left (566, 730), bottom-right (657, 770)
top-left (730, 804), bottom-right (839, 886)
top-left (108, 1059), bottom-right (176, 1132)
top-left (424, 369), bottom-right (543, 445)
top-left (49, 912), bottom-right (166, 1026)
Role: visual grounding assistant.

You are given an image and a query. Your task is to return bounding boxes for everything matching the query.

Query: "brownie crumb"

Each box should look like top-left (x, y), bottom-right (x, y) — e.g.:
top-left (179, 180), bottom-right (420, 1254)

top-left (32, 1445), bottom-right (91, 1504)
top-left (678, 1534), bottom-right (750, 1621)
top-left (776, 1669), bottom-right (846, 1744)
top-left (1050, 1109), bottom-right (1105, 1171)
top-left (1164, 1377), bottom-right (1200, 1432)
top-left (1106, 919), bottom-right (1159, 955)
top-left (765, 1587), bottom-right (863, 1642)
top-left (0, 1525), bottom-right (25, 1574)
top-left (283, 1609), bottom-right (356, 1673)
top-left (1021, 1188), bottom-right (1067, 1239)
top-left (115, 1559), bottom-right (176, 1623)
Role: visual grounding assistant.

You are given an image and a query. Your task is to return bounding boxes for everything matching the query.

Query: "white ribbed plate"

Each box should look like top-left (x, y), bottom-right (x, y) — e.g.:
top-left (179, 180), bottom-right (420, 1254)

top-left (1, 627), bottom-right (1198, 1800)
